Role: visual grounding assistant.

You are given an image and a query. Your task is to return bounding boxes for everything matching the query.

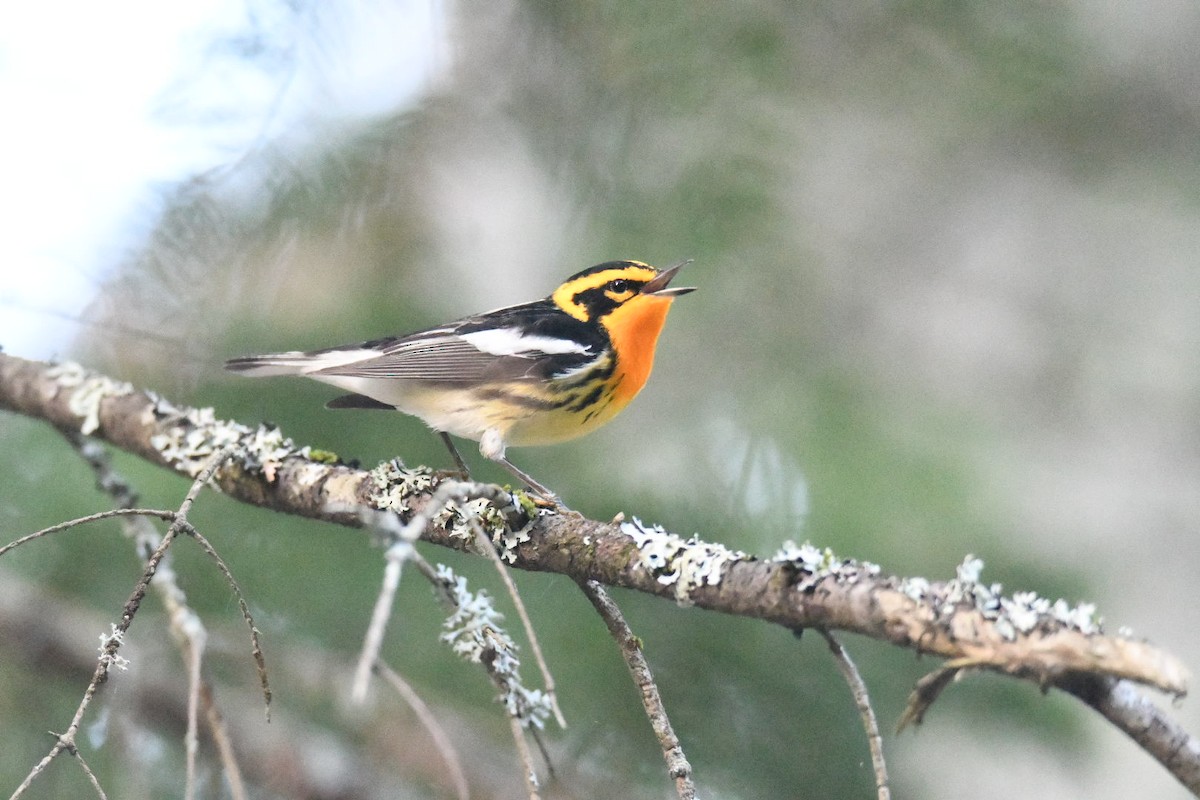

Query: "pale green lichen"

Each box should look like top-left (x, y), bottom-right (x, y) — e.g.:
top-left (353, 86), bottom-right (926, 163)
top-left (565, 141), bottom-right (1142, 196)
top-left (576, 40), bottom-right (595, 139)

top-left (771, 545), bottom-right (1105, 642)
top-left (46, 361), bottom-right (308, 480)
top-left (772, 540), bottom-right (881, 591)
top-left (149, 401), bottom-right (304, 479)
top-left (48, 361), bottom-right (135, 435)
top-left (97, 624), bottom-right (130, 672)
top-left (436, 494), bottom-right (529, 562)
top-left (365, 469), bottom-right (527, 560)
top-left (774, 541), bottom-right (834, 572)
top-left (368, 459), bottom-right (435, 513)
top-left (308, 448), bottom-right (340, 464)
top-left (621, 517), bottom-right (750, 605)
top-left (436, 564), bottom-right (551, 729)
top-left (895, 555), bottom-right (1104, 641)
top-left (511, 490), bottom-right (541, 517)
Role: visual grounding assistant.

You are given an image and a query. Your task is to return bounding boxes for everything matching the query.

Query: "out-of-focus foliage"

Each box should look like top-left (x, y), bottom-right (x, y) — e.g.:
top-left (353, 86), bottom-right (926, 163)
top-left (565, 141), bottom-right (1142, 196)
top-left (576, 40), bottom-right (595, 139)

top-left (3, 1), bottom-right (1199, 798)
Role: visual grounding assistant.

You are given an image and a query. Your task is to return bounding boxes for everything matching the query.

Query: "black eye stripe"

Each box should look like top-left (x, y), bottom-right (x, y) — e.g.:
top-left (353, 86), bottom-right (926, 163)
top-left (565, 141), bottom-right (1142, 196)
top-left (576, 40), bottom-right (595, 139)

top-left (567, 276), bottom-right (647, 320)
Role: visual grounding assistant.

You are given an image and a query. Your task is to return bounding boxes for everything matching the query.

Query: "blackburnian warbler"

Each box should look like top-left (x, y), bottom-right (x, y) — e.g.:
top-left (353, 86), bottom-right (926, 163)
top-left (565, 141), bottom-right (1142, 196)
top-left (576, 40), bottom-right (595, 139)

top-left (225, 260), bottom-right (694, 497)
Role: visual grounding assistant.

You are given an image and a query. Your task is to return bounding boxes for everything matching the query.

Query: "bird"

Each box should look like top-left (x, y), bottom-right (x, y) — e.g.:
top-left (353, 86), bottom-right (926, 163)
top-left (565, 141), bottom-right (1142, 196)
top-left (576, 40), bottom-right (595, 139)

top-left (225, 259), bottom-right (694, 499)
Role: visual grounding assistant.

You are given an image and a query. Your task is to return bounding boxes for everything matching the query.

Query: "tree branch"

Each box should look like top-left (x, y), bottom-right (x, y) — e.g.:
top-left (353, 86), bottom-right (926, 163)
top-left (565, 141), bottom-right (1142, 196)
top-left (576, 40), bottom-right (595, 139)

top-left (579, 579), bottom-right (695, 799)
top-left (1, 352), bottom-right (1195, 793)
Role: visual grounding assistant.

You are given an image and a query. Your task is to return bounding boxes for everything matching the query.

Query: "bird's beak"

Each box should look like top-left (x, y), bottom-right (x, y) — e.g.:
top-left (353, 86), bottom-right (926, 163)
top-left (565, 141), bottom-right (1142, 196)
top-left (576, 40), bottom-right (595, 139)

top-left (643, 259), bottom-right (696, 297)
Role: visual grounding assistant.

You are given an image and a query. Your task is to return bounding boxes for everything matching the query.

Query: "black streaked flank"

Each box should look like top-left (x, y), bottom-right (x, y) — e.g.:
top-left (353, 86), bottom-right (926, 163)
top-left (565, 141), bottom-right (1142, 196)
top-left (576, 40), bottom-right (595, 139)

top-left (476, 388), bottom-right (562, 411)
top-left (569, 384), bottom-right (605, 413)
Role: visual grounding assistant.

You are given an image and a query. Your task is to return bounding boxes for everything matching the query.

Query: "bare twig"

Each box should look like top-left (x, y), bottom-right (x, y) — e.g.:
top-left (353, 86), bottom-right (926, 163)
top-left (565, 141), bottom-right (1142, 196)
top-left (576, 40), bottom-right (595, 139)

top-left (579, 579), bottom-right (695, 800)
top-left (64, 428), bottom-right (272, 718)
top-left (897, 663), bottom-right (963, 732)
top-left (198, 683), bottom-right (249, 800)
top-left (375, 660), bottom-right (471, 800)
top-left (9, 520), bottom-right (178, 799)
top-left (183, 527), bottom-right (272, 717)
top-left (181, 606), bottom-right (203, 800)
top-left (0, 508), bottom-right (177, 558)
top-left (528, 727), bottom-right (558, 784)
top-left (8, 445), bottom-right (233, 800)
top-left (65, 744), bottom-right (107, 800)
top-left (353, 541), bottom-right (411, 702)
top-left (68, 429), bottom-right (264, 794)
top-left (819, 630), bottom-right (890, 800)
top-left (509, 714), bottom-right (541, 800)
top-left (348, 480), bottom-right (489, 702)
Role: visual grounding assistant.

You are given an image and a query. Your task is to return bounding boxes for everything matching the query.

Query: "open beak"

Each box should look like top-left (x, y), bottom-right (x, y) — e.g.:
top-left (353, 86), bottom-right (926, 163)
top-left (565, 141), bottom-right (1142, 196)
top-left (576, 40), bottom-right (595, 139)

top-left (643, 259), bottom-right (696, 297)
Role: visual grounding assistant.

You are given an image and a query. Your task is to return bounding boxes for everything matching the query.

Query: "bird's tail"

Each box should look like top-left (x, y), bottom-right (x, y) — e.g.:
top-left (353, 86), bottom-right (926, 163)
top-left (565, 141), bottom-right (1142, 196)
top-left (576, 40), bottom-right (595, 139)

top-left (223, 352), bottom-right (316, 377)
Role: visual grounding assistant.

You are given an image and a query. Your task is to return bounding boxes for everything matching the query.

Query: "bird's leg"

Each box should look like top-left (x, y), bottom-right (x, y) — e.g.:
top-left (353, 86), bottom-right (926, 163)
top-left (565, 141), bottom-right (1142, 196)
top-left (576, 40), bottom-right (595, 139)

top-left (497, 456), bottom-right (561, 503)
top-left (438, 431), bottom-right (471, 478)
top-left (479, 429), bottom-right (564, 507)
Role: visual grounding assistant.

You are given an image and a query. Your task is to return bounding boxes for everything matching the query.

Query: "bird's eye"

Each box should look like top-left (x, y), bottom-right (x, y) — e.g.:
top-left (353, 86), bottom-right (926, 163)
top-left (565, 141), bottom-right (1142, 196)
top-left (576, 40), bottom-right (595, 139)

top-left (609, 279), bottom-right (631, 293)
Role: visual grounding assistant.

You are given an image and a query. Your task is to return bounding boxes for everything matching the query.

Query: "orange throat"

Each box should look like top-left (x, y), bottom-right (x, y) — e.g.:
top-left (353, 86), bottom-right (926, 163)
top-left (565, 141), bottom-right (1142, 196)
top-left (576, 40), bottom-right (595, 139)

top-left (602, 294), bottom-right (676, 406)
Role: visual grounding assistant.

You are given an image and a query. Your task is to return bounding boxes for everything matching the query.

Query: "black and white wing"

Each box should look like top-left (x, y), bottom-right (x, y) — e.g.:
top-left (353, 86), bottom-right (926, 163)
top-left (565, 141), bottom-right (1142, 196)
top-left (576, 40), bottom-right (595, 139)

top-left (225, 300), bottom-right (608, 386)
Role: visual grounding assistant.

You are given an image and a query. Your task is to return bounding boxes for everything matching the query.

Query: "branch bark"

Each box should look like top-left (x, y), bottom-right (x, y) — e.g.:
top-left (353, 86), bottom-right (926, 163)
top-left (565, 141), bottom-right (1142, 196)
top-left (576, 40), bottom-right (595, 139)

top-left (1, 352), bottom-right (1196, 793)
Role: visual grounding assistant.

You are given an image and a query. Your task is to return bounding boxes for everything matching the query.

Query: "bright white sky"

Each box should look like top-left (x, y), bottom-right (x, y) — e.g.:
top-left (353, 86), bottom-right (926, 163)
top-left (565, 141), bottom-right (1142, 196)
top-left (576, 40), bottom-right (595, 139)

top-left (0, 0), bottom-right (443, 358)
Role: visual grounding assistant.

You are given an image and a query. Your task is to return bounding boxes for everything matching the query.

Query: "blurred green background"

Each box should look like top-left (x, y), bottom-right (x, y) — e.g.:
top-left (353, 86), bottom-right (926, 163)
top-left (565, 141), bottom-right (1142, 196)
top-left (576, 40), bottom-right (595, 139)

top-left (2, 1), bottom-right (1199, 798)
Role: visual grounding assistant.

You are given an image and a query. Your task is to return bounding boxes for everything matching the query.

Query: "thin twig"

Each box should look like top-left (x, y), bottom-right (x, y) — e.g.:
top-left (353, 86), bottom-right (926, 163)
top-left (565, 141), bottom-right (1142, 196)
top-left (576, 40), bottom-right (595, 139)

top-left (420, 557), bottom-right (553, 792)
top-left (509, 714), bottom-right (541, 800)
top-left (818, 629), bottom-right (890, 800)
top-left (349, 480), bottom-right (562, 726)
top-left (65, 430), bottom-right (140, 508)
top-left (353, 543), bottom-right (410, 702)
top-left (468, 513), bottom-right (566, 728)
top-left (374, 660), bottom-right (471, 800)
top-left (181, 615), bottom-right (203, 800)
top-left (897, 663), bottom-right (963, 732)
top-left (199, 683), bottom-right (248, 800)
top-left (528, 727), bottom-right (558, 784)
top-left (349, 486), bottom-right (554, 794)
top-left (69, 430), bottom-right (265, 784)
top-left (65, 745), bottom-right (108, 800)
top-left (0, 508), bottom-right (177, 558)
top-left (9, 525), bottom-right (178, 800)
top-left (184, 526), bottom-right (272, 717)
top-left (345, 481), bottom-right (465, 702)
top-left (345, 486), bottom-right (446, 703)
top-left (136, 525), bottom-right (207, 800)
top-left (439, 481), bottom-right (565, 728)
top-left (9, 446), bottom-right (234, 800)
top-left (578, 579), bottom-right (695, 800)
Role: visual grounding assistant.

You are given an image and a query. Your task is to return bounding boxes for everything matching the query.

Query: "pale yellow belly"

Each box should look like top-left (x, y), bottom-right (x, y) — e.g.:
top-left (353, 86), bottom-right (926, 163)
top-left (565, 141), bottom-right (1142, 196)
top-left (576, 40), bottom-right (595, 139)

top-left (313, 367), bottom-right (637, 448)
